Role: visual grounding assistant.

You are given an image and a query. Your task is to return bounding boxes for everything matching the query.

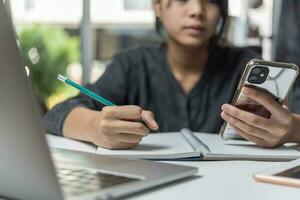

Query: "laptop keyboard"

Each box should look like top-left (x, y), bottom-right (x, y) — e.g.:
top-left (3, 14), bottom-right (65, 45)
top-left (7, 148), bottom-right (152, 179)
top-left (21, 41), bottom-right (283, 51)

top-left (56, 167), bottom-right (142, 197)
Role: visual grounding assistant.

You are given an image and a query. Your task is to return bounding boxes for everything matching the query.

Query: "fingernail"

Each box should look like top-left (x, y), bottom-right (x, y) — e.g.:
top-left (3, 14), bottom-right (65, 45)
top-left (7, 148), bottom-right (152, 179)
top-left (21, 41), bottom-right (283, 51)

top-left (151, 120), bottom-right (159, 129)
top-left (221, 112), bottom-right (229, 119)
top-left (221, 112), bottom-right (225, 119)
top-left (222, 104), bottom-right (230, 111)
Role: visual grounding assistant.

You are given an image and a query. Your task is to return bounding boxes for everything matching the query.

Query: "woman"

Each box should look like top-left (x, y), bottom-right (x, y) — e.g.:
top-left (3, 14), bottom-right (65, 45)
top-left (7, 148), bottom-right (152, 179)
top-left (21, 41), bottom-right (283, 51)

top-left (44, 0), bottom-right (300, 149)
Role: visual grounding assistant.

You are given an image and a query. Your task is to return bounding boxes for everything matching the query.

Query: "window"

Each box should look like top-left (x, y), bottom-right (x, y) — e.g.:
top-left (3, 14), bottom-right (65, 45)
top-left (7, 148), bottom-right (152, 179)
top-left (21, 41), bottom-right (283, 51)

top-left (25, 0), bottom-right (35, 11)
top-left (124, 0), bottom-right (151, 11)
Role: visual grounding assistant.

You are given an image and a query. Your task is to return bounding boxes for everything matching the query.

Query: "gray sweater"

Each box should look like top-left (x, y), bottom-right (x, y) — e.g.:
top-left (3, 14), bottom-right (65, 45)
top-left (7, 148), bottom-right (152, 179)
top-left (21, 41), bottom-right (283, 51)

top-left (43, 44), bottom-right (300, 136)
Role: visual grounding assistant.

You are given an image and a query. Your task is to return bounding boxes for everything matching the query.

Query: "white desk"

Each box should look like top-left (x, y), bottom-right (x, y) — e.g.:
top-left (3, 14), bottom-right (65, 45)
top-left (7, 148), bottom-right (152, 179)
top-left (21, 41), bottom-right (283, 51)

top-left (46, 135), bottom-right (300, 200)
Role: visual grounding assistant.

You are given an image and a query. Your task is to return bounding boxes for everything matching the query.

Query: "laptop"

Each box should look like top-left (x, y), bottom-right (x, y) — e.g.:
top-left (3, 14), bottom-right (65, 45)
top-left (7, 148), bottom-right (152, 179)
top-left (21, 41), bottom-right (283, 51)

top-left (0, 1), bottom-right (198, 200)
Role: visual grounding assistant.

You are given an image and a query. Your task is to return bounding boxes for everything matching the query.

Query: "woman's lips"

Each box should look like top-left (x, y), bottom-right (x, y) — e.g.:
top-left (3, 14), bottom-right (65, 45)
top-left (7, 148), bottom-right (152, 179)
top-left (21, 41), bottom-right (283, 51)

top-left (183, 25), bottom-right (206, 35)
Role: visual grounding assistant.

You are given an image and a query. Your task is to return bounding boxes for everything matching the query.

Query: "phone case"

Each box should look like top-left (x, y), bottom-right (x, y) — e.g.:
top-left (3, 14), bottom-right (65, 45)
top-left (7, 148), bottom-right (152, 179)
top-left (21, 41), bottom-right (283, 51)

top-left (220, 59), bottom-right (299, 140)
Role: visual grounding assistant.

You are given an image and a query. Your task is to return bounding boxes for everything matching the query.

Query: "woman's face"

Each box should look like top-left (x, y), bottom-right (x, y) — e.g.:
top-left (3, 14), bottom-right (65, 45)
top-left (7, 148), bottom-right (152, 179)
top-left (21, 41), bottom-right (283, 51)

top-left (154, 0), bottom-right (221, 48)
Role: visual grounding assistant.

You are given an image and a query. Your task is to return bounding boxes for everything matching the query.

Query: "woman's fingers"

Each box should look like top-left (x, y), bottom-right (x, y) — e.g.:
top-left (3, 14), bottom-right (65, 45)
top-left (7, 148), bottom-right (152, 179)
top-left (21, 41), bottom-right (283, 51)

top-left (98, 121), bottom-right (146, 149)
top-left (242, 87), bottom-right (283, 116)
top-left (113, 132), bottom-right (144, 144)
top-left (220, 87), bottom-right (295, 148)
top-left (221, 111), bottom-right (270, 141)
top-left (141, 110), bottom-right (159, 130)
top-left (102, 105), bottom-right (143, 120)
top-left (221, 104), bottom-right (275, 132)
top-left (221, 111), bottom-right (285, 148)
top-left (100, 120), bottom-right (149, 136)
top-left (95, 106), bottom-right (161, 149)
top-left (101, 106), bottom-right (159, 131)
top-left (228, 124), bottom-right (269, 147)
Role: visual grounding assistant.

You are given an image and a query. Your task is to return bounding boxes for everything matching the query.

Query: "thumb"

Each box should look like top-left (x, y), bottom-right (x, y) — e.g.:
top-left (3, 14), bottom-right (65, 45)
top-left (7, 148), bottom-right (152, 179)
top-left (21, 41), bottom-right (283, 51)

top-left (141, 110), bottom-right (159, 130)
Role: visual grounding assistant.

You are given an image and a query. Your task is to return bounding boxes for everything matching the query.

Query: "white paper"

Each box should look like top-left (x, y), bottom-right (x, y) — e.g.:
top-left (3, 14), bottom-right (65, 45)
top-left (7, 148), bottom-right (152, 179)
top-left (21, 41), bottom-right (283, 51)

top-left (46, 134), bottom-right (97, 153)
top-left (96, 132), bottom-right (198, 159)
top-left (96, 132), bottom-right (300, 160)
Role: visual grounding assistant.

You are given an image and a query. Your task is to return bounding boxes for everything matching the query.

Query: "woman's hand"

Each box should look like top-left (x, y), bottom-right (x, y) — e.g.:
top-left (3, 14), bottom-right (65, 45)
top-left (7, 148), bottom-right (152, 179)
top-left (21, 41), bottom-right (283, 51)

top-left (221, 87), bottom-right (297, 148)
top-left (88, 105), bottom-right (159, 149)
top-left (63, 105), bottom-right (159, 150)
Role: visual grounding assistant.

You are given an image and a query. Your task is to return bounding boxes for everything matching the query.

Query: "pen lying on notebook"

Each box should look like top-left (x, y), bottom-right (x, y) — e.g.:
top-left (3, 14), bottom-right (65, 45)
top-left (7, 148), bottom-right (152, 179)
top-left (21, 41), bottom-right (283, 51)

top-left (57, 74), bottom-right (149, 127)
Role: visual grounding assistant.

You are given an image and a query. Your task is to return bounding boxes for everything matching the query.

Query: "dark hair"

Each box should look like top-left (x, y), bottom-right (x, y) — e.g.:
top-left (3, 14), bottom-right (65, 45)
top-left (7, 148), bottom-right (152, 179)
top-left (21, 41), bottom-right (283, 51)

top-left (215, 0), bottom-right (228, 42)
top-left (155, 0), bottom-right (228, 47)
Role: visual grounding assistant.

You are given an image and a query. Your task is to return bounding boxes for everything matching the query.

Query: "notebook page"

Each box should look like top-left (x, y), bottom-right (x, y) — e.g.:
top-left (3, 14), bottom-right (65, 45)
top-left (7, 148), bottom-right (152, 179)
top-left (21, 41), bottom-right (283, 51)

top-left (194, 132), bottom-right (300, 157)
top-left (46, 134), bottom-right (97, 153)
top-left (95, 132), bottom-right (199, 159)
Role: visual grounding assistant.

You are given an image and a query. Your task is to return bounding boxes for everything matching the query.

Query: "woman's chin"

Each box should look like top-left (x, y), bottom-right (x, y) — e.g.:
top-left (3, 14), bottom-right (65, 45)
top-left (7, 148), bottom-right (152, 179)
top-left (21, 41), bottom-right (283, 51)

top-left (179, 38), bottom-right (208, 49)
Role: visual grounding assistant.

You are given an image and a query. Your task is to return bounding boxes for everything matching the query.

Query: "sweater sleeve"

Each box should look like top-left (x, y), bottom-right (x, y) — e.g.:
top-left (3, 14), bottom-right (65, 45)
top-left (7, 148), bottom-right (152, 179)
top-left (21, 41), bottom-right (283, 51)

top-left (43, 53), bottom-right (130, 135)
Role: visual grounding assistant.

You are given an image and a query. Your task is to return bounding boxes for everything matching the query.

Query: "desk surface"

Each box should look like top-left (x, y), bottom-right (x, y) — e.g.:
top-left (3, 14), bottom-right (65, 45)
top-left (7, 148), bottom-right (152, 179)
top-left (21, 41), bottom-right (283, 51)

top-left (129, 161), bottom-right (300, 200)
top-left (46, 135), bottom-right (300, 200)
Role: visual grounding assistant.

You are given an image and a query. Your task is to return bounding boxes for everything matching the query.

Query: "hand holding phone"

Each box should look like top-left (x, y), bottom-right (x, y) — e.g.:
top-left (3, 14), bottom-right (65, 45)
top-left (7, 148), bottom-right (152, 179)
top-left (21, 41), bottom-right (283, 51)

top-left (220, 59), bottom-right (299, 147)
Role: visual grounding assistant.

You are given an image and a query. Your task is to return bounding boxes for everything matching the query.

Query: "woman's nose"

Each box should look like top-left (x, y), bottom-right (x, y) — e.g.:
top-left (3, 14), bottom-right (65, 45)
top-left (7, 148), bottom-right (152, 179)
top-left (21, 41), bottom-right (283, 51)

top-left (189, 0), bottom-right (206, 19)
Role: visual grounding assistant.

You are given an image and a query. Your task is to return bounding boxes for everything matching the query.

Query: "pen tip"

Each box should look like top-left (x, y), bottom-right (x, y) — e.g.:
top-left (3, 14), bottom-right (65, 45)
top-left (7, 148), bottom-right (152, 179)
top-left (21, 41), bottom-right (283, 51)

top-left (57, 74), bottom-right (66, 82)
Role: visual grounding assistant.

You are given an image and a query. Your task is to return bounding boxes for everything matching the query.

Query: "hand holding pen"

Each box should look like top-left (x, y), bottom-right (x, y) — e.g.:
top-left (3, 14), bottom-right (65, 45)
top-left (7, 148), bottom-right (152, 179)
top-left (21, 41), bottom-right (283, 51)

top-left (58, 75), bottom-right (159, 149)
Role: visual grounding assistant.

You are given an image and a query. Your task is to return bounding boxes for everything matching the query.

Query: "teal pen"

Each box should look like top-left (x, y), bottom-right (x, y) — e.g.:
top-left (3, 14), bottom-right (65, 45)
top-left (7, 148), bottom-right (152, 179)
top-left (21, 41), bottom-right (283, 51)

top-left (57, 74), bottom-right (116, 106)
top-left (57, 74), bottom-right (151, 128)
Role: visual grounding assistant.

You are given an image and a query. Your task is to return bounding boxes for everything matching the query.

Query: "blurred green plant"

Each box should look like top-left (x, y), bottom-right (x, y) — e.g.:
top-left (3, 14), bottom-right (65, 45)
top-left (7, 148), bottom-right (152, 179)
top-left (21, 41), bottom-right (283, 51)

top-left (17, 25), bottom-right (79, 105)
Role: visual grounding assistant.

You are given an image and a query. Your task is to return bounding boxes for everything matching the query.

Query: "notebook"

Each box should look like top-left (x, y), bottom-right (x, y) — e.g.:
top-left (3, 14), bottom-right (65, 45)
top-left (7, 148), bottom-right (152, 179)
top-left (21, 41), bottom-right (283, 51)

top-left (95, 129), bottom-right (300, 161)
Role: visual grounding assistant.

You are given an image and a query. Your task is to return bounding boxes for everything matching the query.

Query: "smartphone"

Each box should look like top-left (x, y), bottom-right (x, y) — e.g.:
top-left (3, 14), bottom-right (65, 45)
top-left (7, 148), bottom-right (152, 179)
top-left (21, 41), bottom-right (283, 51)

top-left (220, 59), bottom-right (299, 140)
top-left (254, 158), bottom-right (300, 188)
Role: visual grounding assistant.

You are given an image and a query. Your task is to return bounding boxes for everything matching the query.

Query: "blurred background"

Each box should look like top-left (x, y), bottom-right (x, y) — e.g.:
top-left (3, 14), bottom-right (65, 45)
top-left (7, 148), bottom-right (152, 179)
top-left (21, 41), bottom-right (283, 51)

top-left (2, 0), bottom-right (297, 113)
